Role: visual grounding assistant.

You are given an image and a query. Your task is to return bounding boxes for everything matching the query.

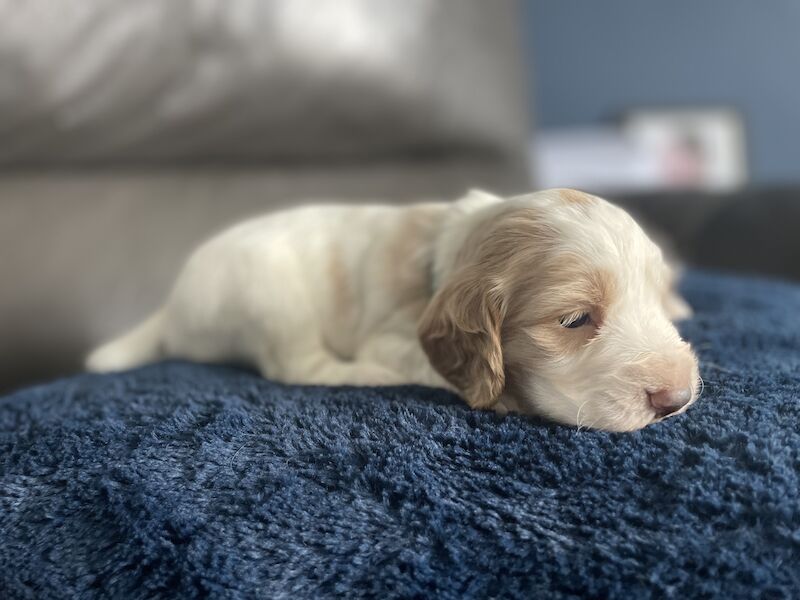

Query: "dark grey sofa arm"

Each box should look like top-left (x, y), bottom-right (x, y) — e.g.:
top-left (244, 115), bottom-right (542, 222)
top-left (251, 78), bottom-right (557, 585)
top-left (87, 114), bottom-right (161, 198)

top-left (615, 189), bottom-right (800, 282)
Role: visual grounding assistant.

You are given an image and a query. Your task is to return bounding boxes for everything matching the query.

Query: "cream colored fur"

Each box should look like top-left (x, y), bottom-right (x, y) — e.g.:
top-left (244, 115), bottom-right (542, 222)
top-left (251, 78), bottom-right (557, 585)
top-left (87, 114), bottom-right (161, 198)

top-left (87, 189), bottom-right (700, 431)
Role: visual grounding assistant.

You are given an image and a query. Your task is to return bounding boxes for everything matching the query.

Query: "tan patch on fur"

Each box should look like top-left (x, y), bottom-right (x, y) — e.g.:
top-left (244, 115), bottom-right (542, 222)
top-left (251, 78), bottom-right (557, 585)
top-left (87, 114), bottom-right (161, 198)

top-left (557, 188), bottom-right (596, 208)
top-left (328, 244), bottom-right (352, 323)
top-left (323, 242), bottom-right (359, 360)
top-left (384, 205), bottom-right (446, 306)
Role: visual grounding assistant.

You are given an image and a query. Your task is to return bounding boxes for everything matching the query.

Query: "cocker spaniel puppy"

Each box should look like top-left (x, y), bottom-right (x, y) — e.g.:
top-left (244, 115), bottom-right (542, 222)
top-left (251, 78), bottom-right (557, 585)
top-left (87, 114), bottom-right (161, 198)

top-left (88, 189), bottom-right (700, 431)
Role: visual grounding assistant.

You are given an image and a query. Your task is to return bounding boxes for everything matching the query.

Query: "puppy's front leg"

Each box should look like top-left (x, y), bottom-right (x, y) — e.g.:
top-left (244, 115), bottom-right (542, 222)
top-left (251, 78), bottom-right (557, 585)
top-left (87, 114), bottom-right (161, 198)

top-left (260, 347), bottom-right (405, 387)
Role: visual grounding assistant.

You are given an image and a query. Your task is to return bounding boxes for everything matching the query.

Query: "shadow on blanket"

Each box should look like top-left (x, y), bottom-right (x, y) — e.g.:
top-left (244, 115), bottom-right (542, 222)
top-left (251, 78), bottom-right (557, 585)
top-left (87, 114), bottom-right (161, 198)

top-left (1, 272), bottom-right (799, 598)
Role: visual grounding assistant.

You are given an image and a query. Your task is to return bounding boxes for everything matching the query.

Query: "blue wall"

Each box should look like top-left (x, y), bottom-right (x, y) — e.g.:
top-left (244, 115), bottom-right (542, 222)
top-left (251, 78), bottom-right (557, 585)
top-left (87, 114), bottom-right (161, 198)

top-left (523, 1), bottom-right (800, 185)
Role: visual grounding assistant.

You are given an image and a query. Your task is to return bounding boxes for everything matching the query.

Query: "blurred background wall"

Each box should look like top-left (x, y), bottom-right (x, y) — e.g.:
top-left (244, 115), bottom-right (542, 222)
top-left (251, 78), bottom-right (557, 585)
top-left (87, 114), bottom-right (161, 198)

top-left (525, 0), bottom-right (800, 187)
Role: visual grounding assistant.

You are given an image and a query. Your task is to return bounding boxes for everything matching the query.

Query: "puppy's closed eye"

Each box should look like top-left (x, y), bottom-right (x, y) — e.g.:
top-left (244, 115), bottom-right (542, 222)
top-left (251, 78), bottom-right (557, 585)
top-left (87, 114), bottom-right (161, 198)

top-left (559, 311), bottom-right (592, 329)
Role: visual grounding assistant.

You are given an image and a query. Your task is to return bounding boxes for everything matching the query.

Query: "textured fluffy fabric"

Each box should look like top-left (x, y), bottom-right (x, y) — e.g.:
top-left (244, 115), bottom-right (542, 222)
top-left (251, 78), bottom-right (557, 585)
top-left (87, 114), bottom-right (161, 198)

top-left (2, 271), bottom-right (800, 598)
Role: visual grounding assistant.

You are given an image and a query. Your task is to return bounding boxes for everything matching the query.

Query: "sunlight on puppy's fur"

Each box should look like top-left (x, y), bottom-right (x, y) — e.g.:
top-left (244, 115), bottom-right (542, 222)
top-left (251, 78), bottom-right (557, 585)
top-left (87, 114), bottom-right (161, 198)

top-left (87, 188), bottom-right (700, 432)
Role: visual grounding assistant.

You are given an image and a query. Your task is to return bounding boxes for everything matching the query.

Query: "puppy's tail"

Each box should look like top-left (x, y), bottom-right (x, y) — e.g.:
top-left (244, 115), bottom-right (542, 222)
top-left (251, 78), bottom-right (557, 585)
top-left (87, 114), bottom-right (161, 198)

top-left (85, 311), bottom-right (166, 373)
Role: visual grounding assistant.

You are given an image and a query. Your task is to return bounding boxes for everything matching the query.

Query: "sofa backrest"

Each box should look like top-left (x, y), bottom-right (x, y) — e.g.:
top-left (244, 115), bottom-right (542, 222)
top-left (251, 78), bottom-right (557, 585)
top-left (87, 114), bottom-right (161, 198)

top-left (0, 0), bottom-right (529, 165)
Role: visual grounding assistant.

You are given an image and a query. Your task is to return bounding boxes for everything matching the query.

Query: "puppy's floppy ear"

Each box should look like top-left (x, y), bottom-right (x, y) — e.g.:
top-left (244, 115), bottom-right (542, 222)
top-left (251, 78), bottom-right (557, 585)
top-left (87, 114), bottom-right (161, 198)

top-left (418, 266), bottom-right (506, 409)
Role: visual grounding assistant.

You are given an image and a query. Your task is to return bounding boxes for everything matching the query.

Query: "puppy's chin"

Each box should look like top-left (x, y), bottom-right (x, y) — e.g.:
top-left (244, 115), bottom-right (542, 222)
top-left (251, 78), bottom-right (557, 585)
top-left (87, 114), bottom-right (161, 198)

top-left (511, 376), bottom-right (661, 432)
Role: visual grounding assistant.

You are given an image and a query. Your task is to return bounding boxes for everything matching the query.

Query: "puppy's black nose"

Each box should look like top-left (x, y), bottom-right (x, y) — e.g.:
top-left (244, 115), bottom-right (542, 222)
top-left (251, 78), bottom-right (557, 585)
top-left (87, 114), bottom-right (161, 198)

top-left (649, 387), bottom-right (692, 418)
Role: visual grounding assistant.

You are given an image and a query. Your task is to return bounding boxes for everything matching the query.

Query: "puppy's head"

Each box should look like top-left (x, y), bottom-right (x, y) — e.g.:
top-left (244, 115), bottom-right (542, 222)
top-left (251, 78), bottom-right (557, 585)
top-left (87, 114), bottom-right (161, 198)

top-left (419, 189), bottom-right (700, 432)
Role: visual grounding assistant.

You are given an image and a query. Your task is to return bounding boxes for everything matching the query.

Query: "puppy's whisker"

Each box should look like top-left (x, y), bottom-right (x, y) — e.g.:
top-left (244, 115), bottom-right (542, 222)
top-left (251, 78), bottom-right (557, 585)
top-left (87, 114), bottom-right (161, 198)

top-left (575, 399), bottom-right (591, 431)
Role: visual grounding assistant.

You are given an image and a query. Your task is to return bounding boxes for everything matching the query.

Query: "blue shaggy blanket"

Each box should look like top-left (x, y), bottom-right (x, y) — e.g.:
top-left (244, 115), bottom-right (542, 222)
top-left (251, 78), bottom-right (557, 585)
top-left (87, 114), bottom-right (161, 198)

top-left (1, 272), bottom-right (799, 599)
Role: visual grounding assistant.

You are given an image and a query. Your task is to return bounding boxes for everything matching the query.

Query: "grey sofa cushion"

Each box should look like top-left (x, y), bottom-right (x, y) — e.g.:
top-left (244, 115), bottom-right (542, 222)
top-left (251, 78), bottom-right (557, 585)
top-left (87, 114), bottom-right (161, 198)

top-left (0, 0), bottom-right (528, 164)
